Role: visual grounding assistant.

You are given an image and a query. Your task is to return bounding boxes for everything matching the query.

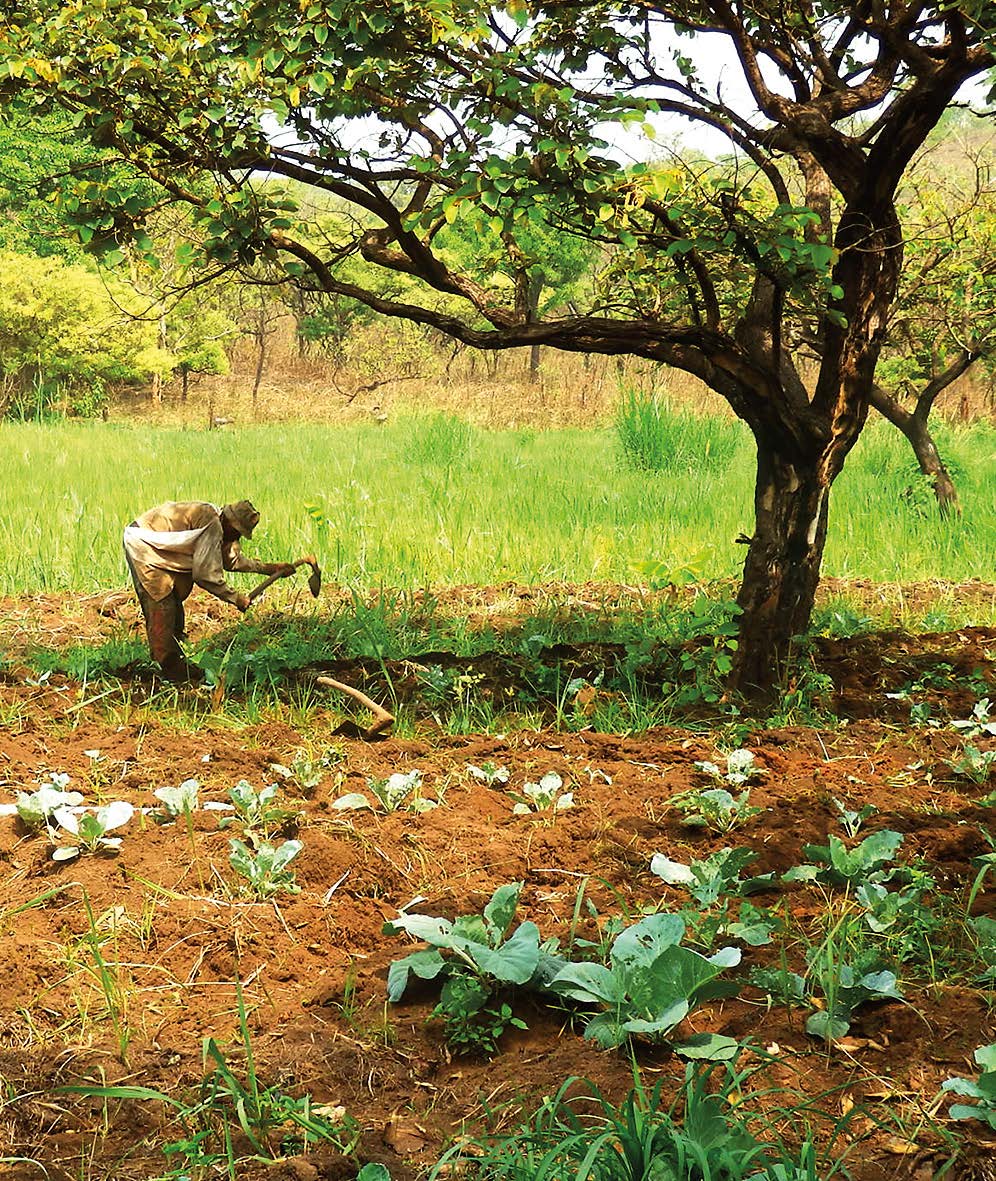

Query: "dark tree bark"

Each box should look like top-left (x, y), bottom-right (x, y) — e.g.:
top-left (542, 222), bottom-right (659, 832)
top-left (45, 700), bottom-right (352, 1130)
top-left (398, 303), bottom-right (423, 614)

top-left (733, 444), bottom-right (830, 689)
top-left (868, 351), bottom-right (978, 515)
top-left (526, 269), bottom-right (545, 384)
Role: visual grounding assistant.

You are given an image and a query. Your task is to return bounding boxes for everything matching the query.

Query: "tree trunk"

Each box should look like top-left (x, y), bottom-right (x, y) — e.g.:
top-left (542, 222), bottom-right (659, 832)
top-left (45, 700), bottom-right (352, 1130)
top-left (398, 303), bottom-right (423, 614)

top-left (251, 320), bottom-right (266, 419)
top-left (902, 416), bottom-right (960, 515)
top-left (526, 269), bottom-right (544, 384)
top-left (869, 383), bottom-right (962, 515)
top-left (731, 444), bottom-right (831, 692)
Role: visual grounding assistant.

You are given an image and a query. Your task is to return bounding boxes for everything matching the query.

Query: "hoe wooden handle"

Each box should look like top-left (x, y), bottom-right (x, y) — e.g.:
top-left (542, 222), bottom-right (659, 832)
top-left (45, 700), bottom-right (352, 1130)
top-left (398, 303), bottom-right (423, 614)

top-left (314, 675), bottom-right (395, 737)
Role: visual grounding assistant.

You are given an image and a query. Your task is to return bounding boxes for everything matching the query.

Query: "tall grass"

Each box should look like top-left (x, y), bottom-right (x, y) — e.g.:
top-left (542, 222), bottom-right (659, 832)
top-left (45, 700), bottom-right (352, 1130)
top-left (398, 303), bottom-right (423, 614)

top-left (1, 414), bottom-right (994, 595)
top-left (615, 389), bottom-right (745, 473)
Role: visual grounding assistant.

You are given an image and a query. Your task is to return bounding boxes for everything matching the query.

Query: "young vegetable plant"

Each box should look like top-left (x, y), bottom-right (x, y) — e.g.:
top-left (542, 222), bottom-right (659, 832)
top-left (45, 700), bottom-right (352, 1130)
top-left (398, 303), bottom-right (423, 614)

top-left (831, 797), bottom-right (878, 838)
top-left (855, 880), bottom-right (936, 936)
top-left (229, 839), bottom-right (303, 898)
top-left (334, 769), bottom-right (436, 814)
top-left (386, 883), bottom-right (564, 1057)
top-left (952, 699), bottom-right (996, 739)
top-left (942, 1043), bottom-right (996, 1131)
top-left (693, 748), bottom-right (766, 788)
top-left (548, 912), bottom-right (741, 1060)
top-left (509, 771), bottom-right (573, 816)
top-left (221, 780), bottom-right (299, 843)
top-left (669, 787), bottom-right (762, 833)
top-left (802, 953), bottom-right (905, 1041)
top-left (755, 930), bottom-right (905, 1043)
top-left (153, 778), bottom-right (199, 820)
top-left (467, 762), bottom-right (510, 787)
top-left (15, 778), bottom-right (84, 830)
top-left (950, 745), bottom-right (996, 785)
top-left (650, 847), bottom-right (776, 909)
top-left (782, 830), bottom-right (907, 889)
top-left (271, 746), bottom-right (344, 792)
top-left (49, 801), bottom-right (134, 861)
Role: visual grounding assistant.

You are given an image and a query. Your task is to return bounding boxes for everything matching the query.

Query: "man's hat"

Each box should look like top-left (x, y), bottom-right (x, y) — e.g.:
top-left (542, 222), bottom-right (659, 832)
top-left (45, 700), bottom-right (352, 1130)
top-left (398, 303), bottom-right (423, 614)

top-left (222, 500), bottom-right (261, 539)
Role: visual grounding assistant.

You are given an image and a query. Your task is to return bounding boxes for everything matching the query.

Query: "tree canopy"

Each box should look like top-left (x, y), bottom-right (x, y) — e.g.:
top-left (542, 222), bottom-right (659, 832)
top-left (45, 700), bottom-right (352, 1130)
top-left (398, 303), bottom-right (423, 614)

top-left (2, 0), bottom-right (994, 688)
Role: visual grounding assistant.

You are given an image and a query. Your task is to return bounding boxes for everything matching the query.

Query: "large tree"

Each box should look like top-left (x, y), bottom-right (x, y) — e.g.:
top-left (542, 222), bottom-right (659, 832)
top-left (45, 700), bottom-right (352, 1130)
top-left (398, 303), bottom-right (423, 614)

top-left (2, 1), bottom-right (993, 689)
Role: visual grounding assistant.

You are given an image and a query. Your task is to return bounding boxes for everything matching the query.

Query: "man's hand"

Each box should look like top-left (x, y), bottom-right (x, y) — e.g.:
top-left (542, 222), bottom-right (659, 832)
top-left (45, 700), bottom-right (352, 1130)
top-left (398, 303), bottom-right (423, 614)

top-left (235, 592), bottom-right (251, 612)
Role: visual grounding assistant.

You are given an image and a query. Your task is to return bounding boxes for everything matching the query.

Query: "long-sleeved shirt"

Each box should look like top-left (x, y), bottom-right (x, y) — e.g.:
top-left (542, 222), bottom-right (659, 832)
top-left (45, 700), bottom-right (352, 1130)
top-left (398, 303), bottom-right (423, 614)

top-left (123, 501), bottom-right (269, 604)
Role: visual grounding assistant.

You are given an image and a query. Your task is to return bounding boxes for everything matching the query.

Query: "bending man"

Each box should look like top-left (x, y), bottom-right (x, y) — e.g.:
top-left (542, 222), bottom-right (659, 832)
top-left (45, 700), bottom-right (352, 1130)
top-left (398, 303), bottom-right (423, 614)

top-left (123, 500), bottom-right (294, 682)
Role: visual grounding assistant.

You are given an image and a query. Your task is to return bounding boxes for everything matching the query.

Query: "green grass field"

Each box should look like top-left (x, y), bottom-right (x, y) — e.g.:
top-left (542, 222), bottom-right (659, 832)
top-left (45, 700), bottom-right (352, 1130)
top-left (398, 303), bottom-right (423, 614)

top-left (3, 411), bottom-right (994, 597)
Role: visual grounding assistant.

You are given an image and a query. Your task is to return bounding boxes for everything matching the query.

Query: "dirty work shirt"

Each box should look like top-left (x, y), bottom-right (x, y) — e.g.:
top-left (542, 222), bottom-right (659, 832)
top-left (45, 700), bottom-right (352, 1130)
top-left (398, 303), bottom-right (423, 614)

top-left (123, 501), bottom-right (268, 604)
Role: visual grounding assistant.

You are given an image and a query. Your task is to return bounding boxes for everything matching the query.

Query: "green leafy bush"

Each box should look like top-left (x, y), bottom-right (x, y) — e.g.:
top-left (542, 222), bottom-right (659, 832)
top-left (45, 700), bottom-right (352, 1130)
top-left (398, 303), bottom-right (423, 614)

top-left (0, 250), bottom-right (166, 419)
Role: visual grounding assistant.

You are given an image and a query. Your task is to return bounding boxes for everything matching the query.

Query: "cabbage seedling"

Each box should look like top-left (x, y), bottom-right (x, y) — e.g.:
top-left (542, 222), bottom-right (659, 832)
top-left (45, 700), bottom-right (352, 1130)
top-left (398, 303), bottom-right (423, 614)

top-left (334, 770), bottom-right (435, 814)
top-left (467, 762), bottom-right (510, 787)
top-left (229, 838), bottom-right (303, 897)
top-left (50, 801), bottom-right (134, 861)
top-left (221, 779), bottom-right (300, 841)
top-left (952, 699), bottom-right (996, 739)
top-left (15, 782), bottom-right (84, 830)
top-left (670, 787), bottom-right (762, 833)
top-left (693, 748), bottom-right (766, 787)
top-left (951, 745), bottom-right (996, 785)
top-left (510, 772), bottom-right (573, 815)
top-left (650, 847), bottom-right (775, 908)
top-left (153, 778), bottom-right (199, 819)
top-left (942, 1043), bottom-right (996, 1130)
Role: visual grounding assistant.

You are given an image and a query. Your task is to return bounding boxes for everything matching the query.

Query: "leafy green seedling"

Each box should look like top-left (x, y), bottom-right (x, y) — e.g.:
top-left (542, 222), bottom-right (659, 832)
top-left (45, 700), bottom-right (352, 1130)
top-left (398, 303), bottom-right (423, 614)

top-left (271, 746), bottom-right (343, 792)
top-left (782, 829), bottom-right (906, 888)
top-left (510, 771), bottom-right (573, 815)
top-left (942, 1043), bottom-right (996, 1130)
top-left (855, 881), bottom-right (934, 934)
top-left (952, 699), bottom-right (996, 738)
top-left (229, 838), bottom-right (302, 897)
top-left (334, 769), bottom-right (435, 814)
top-left (50, 801), bottom-right (134, 861)
top-left (431, 980), bottom-right (527, 1057)
top-left (650, 847), bottom-right (775, 908)
top-left (153, 778), bottom-right (199, 819)
top-left (968, 828), bottom-right (996, 913)
top-left (15, 781), bottom-right (84, 829)
top-left (693, 748), bottom-right (766, 787)
top-left (549, 912), bottom-right (741, 1058)
top-left (467, 762), bottom-right (510, 787)
top-left (831, 797), bottom-right (878, 838)
top-left (950, 745), bottom-right (996, 784)
top-left (221, 779), bottom-right (298, 842)
top-left (750, 967), bottom-right (808, 1008)
top-left (754, 953), bottom-right (903, 1042)
top-left (683, 899), bottom-right (780, 951)
top-left (803, 952), bottom-right (904, 1041)
top-left (972, 916), bottom-right (996, 983)
top-left (670, 787), bottom-right (762, 833)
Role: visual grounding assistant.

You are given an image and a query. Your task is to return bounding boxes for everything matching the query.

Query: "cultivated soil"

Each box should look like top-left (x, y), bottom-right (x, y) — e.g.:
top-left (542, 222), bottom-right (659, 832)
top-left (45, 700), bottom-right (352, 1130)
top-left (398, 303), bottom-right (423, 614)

top-left (2, 585), bottom-right (996, 1181)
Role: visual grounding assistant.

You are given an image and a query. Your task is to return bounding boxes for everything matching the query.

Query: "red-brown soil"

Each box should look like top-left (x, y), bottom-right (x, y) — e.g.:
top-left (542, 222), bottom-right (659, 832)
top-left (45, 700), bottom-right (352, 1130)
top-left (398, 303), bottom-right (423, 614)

top-left (1, 589), bottom-right (996, 1180)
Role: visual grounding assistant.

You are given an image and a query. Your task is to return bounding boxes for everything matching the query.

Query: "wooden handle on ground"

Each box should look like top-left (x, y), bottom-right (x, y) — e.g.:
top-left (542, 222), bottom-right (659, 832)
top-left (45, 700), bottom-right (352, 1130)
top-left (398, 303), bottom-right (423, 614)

top-left (314, 675), bottom-right (395, 736)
